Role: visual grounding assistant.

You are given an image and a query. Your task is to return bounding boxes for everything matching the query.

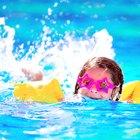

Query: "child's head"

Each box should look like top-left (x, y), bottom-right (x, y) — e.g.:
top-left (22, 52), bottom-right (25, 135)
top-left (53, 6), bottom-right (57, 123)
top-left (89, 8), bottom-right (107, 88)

top-left (74, 57), bottom-right (124, 101)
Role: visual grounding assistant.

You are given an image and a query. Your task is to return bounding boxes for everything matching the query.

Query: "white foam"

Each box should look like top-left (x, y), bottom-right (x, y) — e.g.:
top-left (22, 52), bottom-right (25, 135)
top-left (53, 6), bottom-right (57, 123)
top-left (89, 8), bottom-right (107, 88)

top-left (0, 17), bottom-right (5, 25)
top-left (0, 17), bottom-right (115, 92)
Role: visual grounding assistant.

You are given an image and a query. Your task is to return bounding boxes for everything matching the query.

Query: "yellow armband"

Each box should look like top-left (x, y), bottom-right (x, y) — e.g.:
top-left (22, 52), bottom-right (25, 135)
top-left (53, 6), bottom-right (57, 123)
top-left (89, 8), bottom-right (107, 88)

top-left (14, 78), bottom-right (64, 103)
top-left (120, 81), bottom-right (140, 104)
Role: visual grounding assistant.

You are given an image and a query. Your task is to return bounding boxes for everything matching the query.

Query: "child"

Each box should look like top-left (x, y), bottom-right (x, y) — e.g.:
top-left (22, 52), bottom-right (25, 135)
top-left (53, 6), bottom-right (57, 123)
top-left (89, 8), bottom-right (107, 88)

top-left (14, 57), bottom-right (124, 103)
top-left (74, 57), bottom-right (124, 101)
top-left (74, 57), bottom-right (140, 104)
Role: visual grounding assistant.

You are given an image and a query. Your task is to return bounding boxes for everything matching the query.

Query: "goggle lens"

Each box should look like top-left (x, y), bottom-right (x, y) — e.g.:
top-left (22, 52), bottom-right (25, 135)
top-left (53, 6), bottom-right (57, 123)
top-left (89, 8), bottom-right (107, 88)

top-left (77, 74), bottom-right (115, 93)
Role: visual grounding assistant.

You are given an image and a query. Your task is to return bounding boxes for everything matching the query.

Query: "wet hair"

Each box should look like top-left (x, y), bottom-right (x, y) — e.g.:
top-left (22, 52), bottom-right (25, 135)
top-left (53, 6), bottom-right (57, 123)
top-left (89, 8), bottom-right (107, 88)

top-left (74, 57), bottom-right (124, 101)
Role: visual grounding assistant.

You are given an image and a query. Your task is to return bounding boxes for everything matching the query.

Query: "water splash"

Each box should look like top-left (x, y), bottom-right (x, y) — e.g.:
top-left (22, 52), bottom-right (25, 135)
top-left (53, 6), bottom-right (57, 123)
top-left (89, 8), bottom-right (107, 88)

top-left (0, 17), bottom-right (115, 92)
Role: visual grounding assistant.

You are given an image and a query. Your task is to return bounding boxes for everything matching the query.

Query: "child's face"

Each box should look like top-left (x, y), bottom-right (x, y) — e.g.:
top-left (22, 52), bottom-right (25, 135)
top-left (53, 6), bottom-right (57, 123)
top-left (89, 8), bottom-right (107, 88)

top-left (78, 67), bottom-right (116, 100)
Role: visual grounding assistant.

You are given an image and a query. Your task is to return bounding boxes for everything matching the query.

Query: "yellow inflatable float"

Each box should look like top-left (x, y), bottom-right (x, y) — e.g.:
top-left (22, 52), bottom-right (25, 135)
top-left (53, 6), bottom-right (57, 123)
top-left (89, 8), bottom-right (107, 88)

top-left (14, 78), bottom-right (140, 104)
top-left (14, 78), bottom-right (64, 103)
top-left (120, 81), bottom-right (140, 104)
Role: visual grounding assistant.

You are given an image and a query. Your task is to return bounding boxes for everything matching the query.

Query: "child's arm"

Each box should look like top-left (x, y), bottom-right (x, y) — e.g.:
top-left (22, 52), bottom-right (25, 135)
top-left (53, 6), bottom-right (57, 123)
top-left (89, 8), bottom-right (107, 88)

top-left (21, 67), bottom-right (43, 81)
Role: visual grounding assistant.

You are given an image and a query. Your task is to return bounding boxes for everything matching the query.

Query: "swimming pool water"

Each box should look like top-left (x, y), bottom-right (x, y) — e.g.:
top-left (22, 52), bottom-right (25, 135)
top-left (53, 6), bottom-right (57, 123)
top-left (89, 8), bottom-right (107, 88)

top-left (0, 0), bottom-right (140, 139)
top-left (1, 94), bottom-right (140, 139)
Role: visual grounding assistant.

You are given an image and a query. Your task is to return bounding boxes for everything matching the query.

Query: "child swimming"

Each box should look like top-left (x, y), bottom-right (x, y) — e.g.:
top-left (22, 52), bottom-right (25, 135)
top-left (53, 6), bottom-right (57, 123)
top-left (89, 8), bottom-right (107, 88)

top-left (14, 57), bottom-right (124, 103)
top-left (74, 57), bottom-right (124, 101)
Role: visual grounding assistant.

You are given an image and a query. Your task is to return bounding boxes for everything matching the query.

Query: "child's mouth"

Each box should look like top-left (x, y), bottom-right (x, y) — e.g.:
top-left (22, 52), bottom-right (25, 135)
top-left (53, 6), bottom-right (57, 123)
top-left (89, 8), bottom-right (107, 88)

top-left (90, 97), bottom-right (102, 100)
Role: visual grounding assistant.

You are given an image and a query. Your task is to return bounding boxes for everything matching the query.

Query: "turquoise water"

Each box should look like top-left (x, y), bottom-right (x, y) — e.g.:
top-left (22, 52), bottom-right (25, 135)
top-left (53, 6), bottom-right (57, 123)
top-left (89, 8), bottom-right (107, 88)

top-left (0, 0), bottom-right (140, 139)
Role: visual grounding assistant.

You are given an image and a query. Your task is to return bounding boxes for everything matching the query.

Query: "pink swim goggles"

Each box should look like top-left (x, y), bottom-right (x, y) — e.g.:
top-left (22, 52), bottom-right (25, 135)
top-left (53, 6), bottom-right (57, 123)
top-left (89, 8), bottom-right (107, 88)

top-left (77, 74), bottom-right (115, 93)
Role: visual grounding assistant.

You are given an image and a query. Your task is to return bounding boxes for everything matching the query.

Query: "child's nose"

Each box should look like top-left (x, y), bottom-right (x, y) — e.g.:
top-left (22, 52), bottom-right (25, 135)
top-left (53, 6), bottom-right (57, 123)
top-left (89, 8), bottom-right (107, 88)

top-left (90, 84), bottom-right (98, 92)
top-left (89, 89), bottom-right (102, 98)
top-left (90, 89), bottom-right (98, 94)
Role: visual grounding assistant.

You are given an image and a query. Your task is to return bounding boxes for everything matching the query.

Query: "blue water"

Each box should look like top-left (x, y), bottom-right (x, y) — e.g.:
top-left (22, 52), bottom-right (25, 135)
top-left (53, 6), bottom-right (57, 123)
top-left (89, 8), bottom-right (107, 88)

top-left (0, 0), bottom-right (140, 139)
